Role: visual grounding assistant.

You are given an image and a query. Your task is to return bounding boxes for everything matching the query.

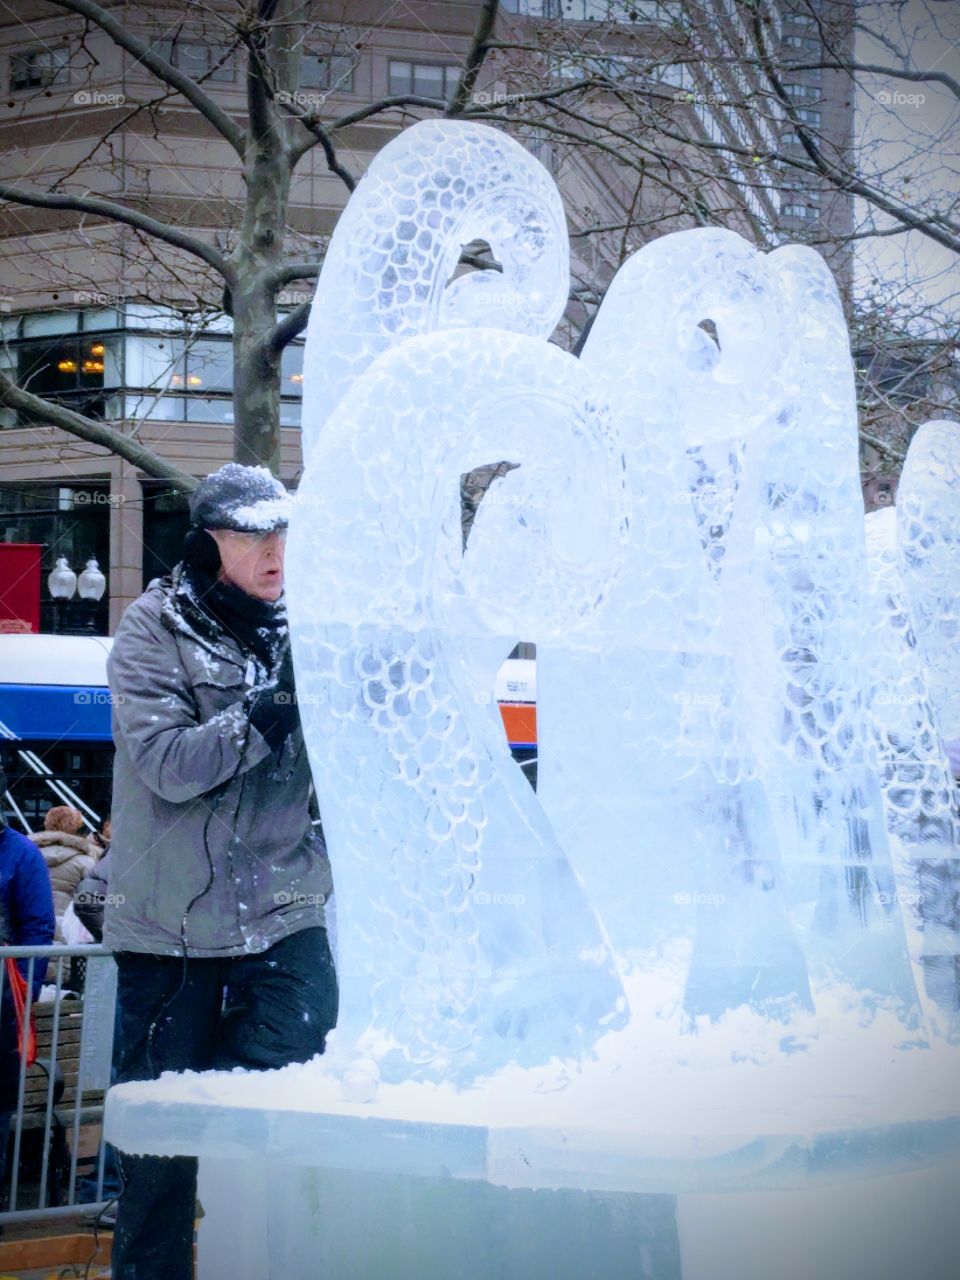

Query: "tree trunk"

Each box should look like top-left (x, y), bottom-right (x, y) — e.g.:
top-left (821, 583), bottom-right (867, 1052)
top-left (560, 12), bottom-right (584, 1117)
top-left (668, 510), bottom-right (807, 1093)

top-left (233, 282), bottom-right (284, 472)
top-left (232, 19), bottom-right (294, 474)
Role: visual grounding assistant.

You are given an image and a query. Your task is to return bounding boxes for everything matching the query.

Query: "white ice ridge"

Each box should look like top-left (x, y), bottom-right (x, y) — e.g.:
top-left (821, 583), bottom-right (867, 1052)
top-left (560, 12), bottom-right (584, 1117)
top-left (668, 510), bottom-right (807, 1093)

top-left (278, 120), bottom-right (960, 1129)
top-left (300, 119), bottom-right (569, 465)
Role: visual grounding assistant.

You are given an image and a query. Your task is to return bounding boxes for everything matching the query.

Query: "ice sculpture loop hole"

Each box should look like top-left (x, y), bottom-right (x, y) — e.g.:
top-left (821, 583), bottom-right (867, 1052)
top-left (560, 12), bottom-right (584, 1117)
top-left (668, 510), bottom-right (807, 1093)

top-left (446, 238), bottom-right (503, 289)
top-left (696, 318), bottom-right (721, 349)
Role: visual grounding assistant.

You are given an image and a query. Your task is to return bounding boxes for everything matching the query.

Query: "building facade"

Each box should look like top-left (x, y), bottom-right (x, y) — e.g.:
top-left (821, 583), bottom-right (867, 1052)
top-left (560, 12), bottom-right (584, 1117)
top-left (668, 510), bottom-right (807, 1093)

top-left (0, 0), bottom-right (855, 632)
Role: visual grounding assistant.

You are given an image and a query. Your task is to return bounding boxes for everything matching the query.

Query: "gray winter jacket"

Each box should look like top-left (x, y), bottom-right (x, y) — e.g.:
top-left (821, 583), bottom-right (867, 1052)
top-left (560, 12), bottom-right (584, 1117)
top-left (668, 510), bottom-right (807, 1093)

top-left (103, 565), bottom-right (331, 958)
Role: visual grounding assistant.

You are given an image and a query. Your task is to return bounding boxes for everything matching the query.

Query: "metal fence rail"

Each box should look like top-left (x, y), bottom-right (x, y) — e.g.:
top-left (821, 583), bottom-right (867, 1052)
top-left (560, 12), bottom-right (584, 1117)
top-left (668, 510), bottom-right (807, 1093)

top-left (0, 942), bottom-right (117, 1225)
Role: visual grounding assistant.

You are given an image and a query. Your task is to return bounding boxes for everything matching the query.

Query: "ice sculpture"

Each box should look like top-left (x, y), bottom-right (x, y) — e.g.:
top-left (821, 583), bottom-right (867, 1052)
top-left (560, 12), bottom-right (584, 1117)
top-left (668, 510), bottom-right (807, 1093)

top-left (300, 119), bottom-right (569, 465)
top-left (287, 118), bottom-right (957, 1089)
top-left (863, 506), bottom-right (960, 1043)
top-left (864, 505), bottom-right (959, 847)
top-left (714, 244), bottom-right (922, 1029)
top-left (105, 121), bottom-right (960, 1280)
top-left (897, 421), bottom-right (960, 746)
top-left (538, 229), bottom-right (813, 1024)
top-left (287, 329), bottom-right (629, 1081)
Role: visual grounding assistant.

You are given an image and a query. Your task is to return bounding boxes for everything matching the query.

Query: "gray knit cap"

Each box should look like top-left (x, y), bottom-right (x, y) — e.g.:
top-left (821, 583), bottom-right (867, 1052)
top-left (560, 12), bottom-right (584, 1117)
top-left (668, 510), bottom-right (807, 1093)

top-left (189, 464), bottom-right (292, 533)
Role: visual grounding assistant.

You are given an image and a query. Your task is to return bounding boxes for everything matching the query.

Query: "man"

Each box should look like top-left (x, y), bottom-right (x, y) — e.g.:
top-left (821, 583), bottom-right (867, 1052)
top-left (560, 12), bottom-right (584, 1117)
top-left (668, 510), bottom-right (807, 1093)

top-left (104, 463), bottom-right (337, 1280)
top-left (0, 764), bottom-right (56, 1201)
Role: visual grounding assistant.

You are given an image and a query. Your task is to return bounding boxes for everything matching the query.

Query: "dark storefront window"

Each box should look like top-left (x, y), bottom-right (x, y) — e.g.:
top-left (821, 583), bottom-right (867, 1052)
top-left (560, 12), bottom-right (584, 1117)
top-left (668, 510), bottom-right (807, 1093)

top-left (141, 484), bottom-right (191, 588)
top-left (0, 483), bottom-right (110, 633)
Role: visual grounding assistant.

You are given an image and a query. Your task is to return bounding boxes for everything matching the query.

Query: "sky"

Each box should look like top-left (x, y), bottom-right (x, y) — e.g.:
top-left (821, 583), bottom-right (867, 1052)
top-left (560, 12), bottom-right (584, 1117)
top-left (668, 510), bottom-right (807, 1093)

top-left (853, 0), bottom-right (960, 330)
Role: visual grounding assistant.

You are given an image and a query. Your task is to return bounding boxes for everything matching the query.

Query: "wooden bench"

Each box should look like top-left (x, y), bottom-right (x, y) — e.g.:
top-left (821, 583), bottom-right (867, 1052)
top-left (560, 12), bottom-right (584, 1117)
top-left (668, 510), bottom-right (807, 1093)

top-left (7, 997), bottom-right (108, 1208)
top-left (21, 998), bottom-right (106, 1127)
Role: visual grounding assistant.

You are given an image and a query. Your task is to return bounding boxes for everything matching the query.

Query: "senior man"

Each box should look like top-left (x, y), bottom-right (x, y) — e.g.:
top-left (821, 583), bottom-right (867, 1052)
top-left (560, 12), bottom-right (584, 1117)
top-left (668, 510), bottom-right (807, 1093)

top-left (105, 463), bottom-right (337, 1280)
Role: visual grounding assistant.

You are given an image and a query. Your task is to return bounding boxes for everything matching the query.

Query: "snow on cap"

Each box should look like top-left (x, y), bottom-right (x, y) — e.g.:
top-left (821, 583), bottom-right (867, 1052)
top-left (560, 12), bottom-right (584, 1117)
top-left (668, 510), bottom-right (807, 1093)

top-left (189, 463), bottom-right (293, 533)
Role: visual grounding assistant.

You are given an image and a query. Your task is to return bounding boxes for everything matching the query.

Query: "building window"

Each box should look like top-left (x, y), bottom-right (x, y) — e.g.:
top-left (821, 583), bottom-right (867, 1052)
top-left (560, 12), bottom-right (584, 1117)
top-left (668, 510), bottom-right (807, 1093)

top-left (499, 0), bottom-right (562, 13)
top-left (555, 51), bottom-right (646, 82)
top-left (547, 0), bottom-right (678, 18)
top-left (9, 47), bottom-right (71, 92)
top-left (182, 339), bottom-right (233, 393)
top-left (15, 333), bottom-right (122, 423)
top-left (141, 483), bottom-right (191, 589)
top-left (123, 334), bottom-right (185, 390)
top-left (388, 60), bottom-right (459, 100)
top-left (782, 200), bottom-right (819, 220)
top-left (784, 82), bottom-right (820, 101)
top-left (560, 0), bottom-right (614, 14)
top-left (793, 107), bottom-right (821, 125)
top-left (3, 307), bottom-right (303, 429)
top-left (0, 745), bottom-right (114, 836)
top-left (152, 39), bottom-right (234, 83)
top-left (782, 33), bottom-right (821, 53)
top-left (301, 52), bottom-right (355, 94)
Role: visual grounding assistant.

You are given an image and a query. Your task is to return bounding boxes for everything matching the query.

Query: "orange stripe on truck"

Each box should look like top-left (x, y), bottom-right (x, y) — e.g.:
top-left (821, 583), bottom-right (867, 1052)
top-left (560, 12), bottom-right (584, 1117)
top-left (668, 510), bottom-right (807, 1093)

top-left (498, 702), bottom-right (537, 747)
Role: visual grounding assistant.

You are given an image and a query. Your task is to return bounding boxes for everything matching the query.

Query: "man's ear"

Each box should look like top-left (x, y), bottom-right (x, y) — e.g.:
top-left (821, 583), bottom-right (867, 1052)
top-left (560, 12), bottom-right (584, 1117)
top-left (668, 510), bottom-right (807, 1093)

top-left (182, 527), bottom-right (222, 573)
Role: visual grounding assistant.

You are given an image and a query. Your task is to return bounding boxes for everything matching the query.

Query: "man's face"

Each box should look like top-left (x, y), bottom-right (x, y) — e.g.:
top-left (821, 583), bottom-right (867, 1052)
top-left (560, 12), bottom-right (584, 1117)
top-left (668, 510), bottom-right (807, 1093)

top-left (208, 528), bottom-right (286, 602)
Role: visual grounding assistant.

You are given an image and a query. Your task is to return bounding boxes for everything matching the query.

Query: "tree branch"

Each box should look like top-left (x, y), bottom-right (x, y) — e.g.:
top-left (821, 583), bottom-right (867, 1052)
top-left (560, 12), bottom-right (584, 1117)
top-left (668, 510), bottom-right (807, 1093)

top-left (47, 0), bottom-right (246, 155)
top-left (266, 300), bottom-right (312, 356)
top-left (271, 261), bottom-right (322, 287)
top-left (289, 117), bottom-right (358, 189)
top-left (328, 94), bottom-right (465, 130)
top-left (0, 184), bottom-right (233, 279)
top-left (446, 0), bottom-right (501, 117)
top-left (244, 7), bottom-right (279, 151)
top-left (0, 374), bottom-right (198, 492)
top-left (858, 427), bottom-right (906, 464)
top-left (790, 60), bottom-right (960, 100)
top-left (750, 11), bottom-right (960, 257)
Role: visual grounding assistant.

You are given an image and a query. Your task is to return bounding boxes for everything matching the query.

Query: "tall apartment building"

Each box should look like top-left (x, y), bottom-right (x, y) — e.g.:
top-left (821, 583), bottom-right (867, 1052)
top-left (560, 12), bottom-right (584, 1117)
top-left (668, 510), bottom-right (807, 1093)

top-left (0, 0), bottom-right (855, 632)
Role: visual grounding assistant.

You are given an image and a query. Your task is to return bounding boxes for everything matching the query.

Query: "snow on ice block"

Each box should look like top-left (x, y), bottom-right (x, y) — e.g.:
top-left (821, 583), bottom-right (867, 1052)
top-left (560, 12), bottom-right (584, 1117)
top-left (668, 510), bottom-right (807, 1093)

top-left (105, 1057), bottom-right (960, 1280)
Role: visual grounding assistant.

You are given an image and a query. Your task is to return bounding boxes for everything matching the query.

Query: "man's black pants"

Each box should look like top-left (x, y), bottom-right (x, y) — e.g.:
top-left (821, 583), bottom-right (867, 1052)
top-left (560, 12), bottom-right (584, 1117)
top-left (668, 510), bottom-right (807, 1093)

top-left (110, 927), bottom-right (338, 1280)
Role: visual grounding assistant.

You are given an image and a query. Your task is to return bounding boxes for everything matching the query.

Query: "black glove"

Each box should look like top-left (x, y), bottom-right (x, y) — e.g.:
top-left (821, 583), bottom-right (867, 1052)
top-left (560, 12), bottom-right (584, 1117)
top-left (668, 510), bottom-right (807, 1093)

top-left (248, 642), bottom-right (299, 751)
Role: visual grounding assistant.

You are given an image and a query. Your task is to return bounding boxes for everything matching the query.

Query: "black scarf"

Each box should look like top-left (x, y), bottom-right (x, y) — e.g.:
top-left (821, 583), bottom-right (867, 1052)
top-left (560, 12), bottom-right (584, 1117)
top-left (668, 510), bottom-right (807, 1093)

top-left (184, 561), bottom-right (288, 672)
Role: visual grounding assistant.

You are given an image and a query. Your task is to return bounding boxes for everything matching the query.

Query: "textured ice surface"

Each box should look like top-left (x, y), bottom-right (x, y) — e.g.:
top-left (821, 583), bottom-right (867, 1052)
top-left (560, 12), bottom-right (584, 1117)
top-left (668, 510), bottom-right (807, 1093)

top-left (541, 229), bottom-right (810, 1027)
top-left (897, 421), bottom-right (960, 742)
top-left (708, 243), bottom-right (921, 1032)
top-left (300, 119), bottom-right (569, 465)
top-left (865, 508), bottom-right (960, 1043)
top-left (865, 506), bottom-right (959, 847)
top-left (287, 330), bottom-right (629, 1081)
top-left (285, 121), bottom-right (960, 1107)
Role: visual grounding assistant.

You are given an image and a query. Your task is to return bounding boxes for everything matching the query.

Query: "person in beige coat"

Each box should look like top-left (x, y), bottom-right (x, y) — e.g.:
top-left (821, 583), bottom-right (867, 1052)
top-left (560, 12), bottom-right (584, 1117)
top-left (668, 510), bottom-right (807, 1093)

top-left (30, 806), bottom-right (98, 943)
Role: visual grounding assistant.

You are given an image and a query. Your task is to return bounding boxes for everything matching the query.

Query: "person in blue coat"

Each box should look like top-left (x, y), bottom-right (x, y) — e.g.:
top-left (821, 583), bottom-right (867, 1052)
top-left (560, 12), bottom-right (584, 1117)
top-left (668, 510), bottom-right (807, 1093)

top-left (0, 764), bottom-right (56, 1196)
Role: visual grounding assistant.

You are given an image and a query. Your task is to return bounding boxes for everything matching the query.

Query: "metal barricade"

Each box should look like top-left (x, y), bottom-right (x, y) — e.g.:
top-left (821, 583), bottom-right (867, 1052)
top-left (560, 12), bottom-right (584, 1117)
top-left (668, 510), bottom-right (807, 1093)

top-left (0, 942), bottom-right (117, 1225)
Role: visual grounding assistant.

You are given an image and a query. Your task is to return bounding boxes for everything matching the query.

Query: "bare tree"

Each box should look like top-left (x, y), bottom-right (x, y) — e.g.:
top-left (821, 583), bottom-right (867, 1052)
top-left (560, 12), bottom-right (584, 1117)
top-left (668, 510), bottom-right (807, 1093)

top-left (0, 0), bottom-right (501, 487)
top-left (0, 0), bottom-right (955, 485)
top-left (473, 0), bottom-right (958, 467)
